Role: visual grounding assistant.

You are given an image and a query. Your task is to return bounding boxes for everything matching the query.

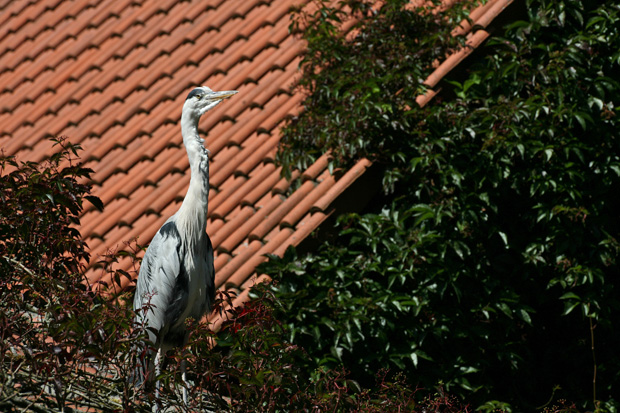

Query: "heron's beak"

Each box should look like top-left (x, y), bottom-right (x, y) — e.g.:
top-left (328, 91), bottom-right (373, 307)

top-left (209, 90), bottom-right (238, 101)
top-left (196, 89), bottom-right (238, 116)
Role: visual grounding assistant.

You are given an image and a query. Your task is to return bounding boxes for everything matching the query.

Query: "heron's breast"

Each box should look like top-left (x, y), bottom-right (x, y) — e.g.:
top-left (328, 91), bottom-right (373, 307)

top-left (184, 258), bottom-right (209, 318)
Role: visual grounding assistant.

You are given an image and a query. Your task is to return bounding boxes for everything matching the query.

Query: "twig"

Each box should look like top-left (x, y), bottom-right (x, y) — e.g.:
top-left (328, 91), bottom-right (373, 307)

top-left (4, 256), bottom-right (35, 277)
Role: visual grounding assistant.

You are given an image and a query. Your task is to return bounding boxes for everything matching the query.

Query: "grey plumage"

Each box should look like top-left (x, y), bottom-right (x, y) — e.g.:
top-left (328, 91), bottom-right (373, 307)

top-left (132, 86), bottom-right (237, 406)
top-left (134, 220), bottom-right (215, 350)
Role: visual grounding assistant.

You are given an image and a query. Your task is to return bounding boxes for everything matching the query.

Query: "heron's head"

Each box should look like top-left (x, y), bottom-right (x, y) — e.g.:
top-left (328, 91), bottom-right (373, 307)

top-left (182, 86), bottom-right (238, 119)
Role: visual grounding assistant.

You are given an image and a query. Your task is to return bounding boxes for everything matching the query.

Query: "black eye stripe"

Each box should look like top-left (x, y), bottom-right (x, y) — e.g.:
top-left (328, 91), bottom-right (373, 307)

top-left (186, 88), bottom-right (203, 100)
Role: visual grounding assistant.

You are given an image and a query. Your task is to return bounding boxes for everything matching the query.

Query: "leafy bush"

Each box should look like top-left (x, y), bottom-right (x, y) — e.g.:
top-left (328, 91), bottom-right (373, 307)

top-left (192, 284), bottom-right (473, 412)
top-left (0, 139), bottom-right (474, 412)
top-left (278, 0), bottom-right (470, 174)
top-left (269, 0), bottom-right (620, 410)
top-left (0, 139), bottom-right (142, 411)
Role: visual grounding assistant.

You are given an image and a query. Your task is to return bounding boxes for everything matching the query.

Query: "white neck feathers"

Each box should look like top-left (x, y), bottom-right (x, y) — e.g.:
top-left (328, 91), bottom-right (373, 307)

top-left (175, 114), bottom-right (210, 253)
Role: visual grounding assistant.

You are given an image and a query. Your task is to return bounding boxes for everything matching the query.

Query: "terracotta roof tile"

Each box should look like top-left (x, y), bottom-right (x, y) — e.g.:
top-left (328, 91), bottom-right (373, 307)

top-left (211, 162), bottom-right (277, 219)
top-left (215, 239), bottom-right (263, 287)
top-left (227, 228), bottom-right (294, 288)
top-left (282, 170), bottom-right (336, 227)
top-left (98, 146), bottom-right (180, 203)
top-left (208, 175), bottom-right (248, 213)
top-left (209, 146), bottom-right (243, 187)
top-left (273, 210), bottom-right (332, 256)
top-left (210, 206), bottom-right (255, 247)
top-left (452, 0), bottom-right (496, 36)
top-left (214, 251), bottom-right (232, 274)
top-left (220, 194), bottom-right (284, 253)
top-left (423, 29), bottom-right (490, 89)
top-left (0, 0), bottom-right (511, 320)
top-left (250, 179), bottom-right (315, 240)
top-left (416, 0), bottom-right (512, 106)
top-left (241, 165), bottom-right (283, 205)
top-left (222, 204), bottom-right (245, 223)
top-left (236, 133), bottom-right (282, 176)
top-left (0, 2), bottom-right (39, 34)
top-left (313, 158), bottom-right (372, 212)
top-left (301, 153), bottom-right (331, 181)
top-left (472, 0), bottom-right (512, 29)
top-left (207, 217), bottom-right (224, 234)
top-left (272, 170), bottom-right (301, 194)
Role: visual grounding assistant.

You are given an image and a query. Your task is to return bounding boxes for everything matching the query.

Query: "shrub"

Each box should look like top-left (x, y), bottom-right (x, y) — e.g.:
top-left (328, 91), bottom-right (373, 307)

top-left (269, 0), bottom-right (620, 410)
top-left (0, 139), bottom-right (142, 411)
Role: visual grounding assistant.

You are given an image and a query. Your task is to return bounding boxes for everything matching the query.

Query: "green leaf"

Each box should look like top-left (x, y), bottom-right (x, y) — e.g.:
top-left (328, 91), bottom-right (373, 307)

top-left (518, 309), bottom-right (532, 326)
top-left (562, 301), bottom-right (580, 316)
top-left (85, 195), bottom-right (104, 212)
top-left (559, 292), bottom-right (580, 300)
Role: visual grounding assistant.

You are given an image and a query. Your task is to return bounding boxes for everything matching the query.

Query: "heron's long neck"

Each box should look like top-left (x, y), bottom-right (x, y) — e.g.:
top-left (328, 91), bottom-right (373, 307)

top-left (177, 116), bottom-right (210, 248)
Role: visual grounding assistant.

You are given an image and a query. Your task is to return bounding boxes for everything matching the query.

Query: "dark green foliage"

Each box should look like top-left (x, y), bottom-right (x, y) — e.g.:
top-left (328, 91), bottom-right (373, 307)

top-left (278, 0), bottom-right (470, 174)
top-left (268, 0), bottom-right (620, 410)
top-left (191, 285), bottom-right (472, 412)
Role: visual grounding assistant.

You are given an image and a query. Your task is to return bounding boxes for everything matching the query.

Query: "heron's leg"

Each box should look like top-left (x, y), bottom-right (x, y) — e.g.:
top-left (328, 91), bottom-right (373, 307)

top-left (181, 357), bottom-right (188, 405)
top-left (153, 347), bottom-right (163, 412)
top-left (181, 333), bottom-right (190, 405)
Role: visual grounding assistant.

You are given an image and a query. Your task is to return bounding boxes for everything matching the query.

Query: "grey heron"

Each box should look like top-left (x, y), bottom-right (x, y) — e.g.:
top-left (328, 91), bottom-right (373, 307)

top-left (133, 86), bottom-right (237, 405)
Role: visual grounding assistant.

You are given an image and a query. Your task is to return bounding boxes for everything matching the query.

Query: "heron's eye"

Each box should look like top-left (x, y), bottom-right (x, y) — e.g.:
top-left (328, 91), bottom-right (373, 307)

top-left (195, 95), bottom-right (202, 100)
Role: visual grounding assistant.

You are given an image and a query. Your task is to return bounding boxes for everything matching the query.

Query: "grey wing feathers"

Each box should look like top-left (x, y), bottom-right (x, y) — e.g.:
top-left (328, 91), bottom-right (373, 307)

top-left (134, 221), bottom-right (185, 344)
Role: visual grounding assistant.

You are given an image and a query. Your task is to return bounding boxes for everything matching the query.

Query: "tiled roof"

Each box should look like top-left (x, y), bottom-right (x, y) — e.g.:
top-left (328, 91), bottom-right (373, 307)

top-left (0, 0), bottom-right (512, 316)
